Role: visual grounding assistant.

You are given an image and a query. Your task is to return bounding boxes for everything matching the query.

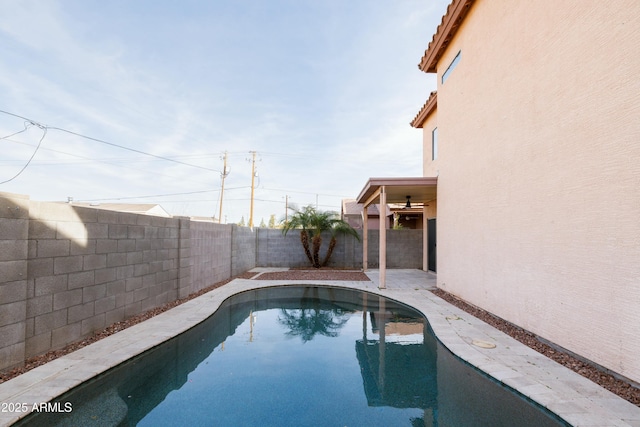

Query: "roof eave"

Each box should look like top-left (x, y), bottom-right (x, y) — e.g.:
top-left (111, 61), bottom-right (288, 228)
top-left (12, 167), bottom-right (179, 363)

top-left (418, 0), bottom-right (475, 73)
top-left (411, 91), bottom-right (437, 128)
top-left (356, 177), bottom-right (438, 206)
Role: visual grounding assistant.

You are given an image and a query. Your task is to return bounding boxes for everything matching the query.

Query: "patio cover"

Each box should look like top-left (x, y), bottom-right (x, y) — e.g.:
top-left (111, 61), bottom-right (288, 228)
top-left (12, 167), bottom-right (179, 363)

top-left (356, 177), bottom-right (438, 288)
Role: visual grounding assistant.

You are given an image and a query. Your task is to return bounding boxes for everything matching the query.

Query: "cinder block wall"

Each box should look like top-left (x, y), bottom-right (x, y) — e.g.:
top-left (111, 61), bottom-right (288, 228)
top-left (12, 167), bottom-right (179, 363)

top-left (0, 193), bottom-right (29, 370)
top-left (0, 192), bottom-right (424, 371)
top-left (0, 192), bottom-right (244, 372)
top-left (256, 228), bottom-right (312, 268)
top-left (255, 228), bottom-right (423, 269)
top-left (24, 200), bottom-right (184, 362)
top-left (385, 229), bottom-right (424, 268)
top-left (328, 229), bottom-right (363, 268)
top-left (358, 229), bottom-right (423, 268)
top-left (190, 221), bottom-right (232, 293)
top-left (230, 225), bottom-right (257, 276)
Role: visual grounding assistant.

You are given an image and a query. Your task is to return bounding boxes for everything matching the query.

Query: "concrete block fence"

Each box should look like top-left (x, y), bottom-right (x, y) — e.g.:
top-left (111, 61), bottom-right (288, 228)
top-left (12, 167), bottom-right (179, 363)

top-left (0, 192), bottom-right (423, 371)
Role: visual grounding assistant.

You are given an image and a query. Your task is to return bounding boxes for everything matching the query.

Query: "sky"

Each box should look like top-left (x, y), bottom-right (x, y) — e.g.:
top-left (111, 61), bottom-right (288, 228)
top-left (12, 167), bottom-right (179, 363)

top-left (0, 0), bottom-right (448, 225)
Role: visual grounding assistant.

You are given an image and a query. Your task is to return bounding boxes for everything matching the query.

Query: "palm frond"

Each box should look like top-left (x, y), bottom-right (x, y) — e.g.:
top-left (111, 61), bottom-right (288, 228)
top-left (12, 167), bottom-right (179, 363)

top-left (281, 205), bottom-right (360, 267)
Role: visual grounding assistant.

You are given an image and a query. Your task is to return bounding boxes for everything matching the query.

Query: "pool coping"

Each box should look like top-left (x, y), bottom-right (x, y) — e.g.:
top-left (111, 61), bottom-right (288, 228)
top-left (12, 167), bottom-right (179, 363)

top-left (1, 271), bottom-right (639, 426)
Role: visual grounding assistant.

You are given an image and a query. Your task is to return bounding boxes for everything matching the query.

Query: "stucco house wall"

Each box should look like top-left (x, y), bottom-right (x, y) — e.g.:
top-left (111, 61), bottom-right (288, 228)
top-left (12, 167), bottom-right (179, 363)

top-left (420, 95), bottom-right (438, 178)
top-left (418, 0), bottom-right (640, 383)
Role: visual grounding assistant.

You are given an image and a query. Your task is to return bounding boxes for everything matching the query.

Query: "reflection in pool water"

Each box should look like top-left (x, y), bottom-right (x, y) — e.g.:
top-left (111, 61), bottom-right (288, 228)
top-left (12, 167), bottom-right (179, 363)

top-left (18, 286), bottom-right (568, 426)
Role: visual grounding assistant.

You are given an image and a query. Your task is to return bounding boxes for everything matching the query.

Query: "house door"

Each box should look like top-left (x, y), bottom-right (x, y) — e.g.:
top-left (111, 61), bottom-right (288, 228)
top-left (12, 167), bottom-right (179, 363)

top-left (427, 218), bottom-right (436, 272)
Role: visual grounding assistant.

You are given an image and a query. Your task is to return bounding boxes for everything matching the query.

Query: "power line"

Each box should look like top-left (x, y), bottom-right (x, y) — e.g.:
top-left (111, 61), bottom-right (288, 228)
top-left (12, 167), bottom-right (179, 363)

top-left (1, 137), bottom-right (226, 164)
top-left (1, 121), bottom-right (31, 140)
top-left (260, 186), bottom-right (350, 198)
top-left (76, 186), bottom-right (250, 202)
top-left (0, 109), bottom-right (221, 173)
top-left (1, 136), bottom-right (215, 186)
top-left (256, 151), bottom-right (309, 158)
top-left (0, 123), bottom-right (47, 185)
top-left (48, 126), bottom-right (221, 173)
top-left (77, 190), bottom-right (216, 202)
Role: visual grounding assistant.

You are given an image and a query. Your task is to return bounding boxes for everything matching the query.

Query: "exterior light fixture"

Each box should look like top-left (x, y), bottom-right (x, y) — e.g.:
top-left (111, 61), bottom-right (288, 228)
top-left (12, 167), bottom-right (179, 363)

top-left (404, 196), bottom-right (411, 209)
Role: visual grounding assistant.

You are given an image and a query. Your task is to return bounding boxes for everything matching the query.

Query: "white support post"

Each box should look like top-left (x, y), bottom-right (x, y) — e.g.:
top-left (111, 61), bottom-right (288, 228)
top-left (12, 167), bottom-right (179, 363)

top-left (379, 186), bottom-right (386, 289)
top-left (423, 204), bottom-right (428, 271)
top-left (362, 209), bottom-right (368, 271)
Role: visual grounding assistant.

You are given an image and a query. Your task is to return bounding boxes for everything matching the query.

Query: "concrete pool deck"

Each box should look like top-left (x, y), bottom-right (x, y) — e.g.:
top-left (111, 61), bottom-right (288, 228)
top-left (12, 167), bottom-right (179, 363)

top-left (1, 269), bottom-right (639, 426)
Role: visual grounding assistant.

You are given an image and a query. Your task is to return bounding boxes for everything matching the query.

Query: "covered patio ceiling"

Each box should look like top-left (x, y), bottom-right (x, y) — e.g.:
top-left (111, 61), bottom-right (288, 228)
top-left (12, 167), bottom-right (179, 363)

top-left (356, 177), bottom-right (438, 207)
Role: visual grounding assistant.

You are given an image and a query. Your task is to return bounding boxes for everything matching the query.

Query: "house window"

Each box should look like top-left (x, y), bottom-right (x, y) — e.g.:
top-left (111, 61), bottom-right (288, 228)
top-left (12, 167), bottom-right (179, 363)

top-left (442, 50), bottom-right (461, 84)
top-left (432, 127), bottom-right (438, 160)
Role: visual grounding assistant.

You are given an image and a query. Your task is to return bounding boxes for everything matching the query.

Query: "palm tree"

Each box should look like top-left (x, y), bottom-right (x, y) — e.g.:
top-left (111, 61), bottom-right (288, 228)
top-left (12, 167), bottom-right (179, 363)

top-left (322, 220), bottom-right (359, 267)
top-left (281, 205), bottom-right (315, 265)
top-left (282, 205), bottom-right (360, 268)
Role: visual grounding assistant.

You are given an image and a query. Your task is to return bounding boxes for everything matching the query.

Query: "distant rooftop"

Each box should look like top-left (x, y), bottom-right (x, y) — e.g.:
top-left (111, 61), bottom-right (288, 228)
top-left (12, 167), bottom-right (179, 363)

top-left (65, 202), bottom-right (172, 218)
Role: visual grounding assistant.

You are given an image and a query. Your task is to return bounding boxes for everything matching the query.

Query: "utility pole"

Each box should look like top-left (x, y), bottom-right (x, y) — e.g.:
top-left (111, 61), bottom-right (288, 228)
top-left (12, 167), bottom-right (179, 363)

top-left (249, 151), bottom-right (257, 228)
top-left (218, 151), bottom-right (229, 223)
top-left (285, 195), bottom-right (289, 224)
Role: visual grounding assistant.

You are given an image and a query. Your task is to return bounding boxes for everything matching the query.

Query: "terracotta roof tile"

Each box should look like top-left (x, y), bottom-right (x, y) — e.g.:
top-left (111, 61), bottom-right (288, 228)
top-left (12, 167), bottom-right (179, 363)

top-left (418, 0), bottom-right (475, 73)
top-left (410, 91), bottom-right (437, 128)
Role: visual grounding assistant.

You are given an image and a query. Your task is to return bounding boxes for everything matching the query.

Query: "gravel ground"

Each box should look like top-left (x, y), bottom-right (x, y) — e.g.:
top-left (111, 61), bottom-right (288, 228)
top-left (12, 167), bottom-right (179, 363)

top-left (2, 269), bottom-right (638, 409)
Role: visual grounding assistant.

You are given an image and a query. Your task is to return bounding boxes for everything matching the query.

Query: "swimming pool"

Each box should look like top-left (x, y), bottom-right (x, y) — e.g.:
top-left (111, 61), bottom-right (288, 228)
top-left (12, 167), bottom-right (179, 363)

top-left (17, 286), bottom-right (568, 426)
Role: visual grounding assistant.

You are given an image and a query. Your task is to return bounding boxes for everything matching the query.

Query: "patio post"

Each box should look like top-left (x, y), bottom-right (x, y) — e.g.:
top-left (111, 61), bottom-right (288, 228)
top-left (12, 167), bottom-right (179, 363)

top-left (422, 204), bottom-right (428, 271)
top-left (379, 186), bottom-right (386, 289)
top-left (362, 209), bottom-right (368, 270)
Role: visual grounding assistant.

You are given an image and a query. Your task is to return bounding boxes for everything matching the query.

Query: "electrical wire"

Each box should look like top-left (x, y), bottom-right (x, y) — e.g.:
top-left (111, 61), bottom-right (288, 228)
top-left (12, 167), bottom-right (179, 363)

top-left (76, 186), bottom-right (250, 202)
top-left (0, 111), bottom-right (348, 212)
top-left (0, 124), bottom-right (47, 184)
top-left (0, 136), bottom-right (217, 186)
top-left (0, 109), bottom-right (221, 174)
top-left (260, 186), bottom-right (350, 198)
top-left (1, 121), bottom-right (32, 140)
top-left (47, 126), bottom-right (221, 173)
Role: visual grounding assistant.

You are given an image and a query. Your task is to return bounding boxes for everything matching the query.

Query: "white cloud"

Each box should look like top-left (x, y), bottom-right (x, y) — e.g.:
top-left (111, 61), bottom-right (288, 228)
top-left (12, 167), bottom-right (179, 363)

top-left (0, 0), bottom-right (450, 223)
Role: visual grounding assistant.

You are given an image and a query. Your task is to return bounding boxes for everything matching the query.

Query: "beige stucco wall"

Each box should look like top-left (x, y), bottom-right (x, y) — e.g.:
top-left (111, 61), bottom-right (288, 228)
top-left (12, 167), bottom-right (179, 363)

top-left (422, 109), bottom-right (438, 177)
top-left (426, 1), bottom-right (640, 382)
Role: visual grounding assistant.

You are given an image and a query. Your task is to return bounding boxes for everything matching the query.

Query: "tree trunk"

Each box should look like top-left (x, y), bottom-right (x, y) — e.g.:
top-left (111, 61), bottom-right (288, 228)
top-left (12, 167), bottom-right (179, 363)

top-left (300, 230), bottom-right (313, 264)
top-left (312, 234), bottom-right (322, 268)
top-left (322, 237), bottom-right (337, 267)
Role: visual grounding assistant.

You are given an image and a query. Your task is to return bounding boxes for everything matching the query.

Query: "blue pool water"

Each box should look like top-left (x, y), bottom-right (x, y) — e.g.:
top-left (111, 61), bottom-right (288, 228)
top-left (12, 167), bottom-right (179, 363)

top-left (19, 286), bottom-right (568, 426)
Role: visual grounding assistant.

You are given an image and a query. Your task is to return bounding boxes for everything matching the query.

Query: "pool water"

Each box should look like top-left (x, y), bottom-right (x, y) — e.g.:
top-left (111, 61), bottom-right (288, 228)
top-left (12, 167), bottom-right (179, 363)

top-left (18, 286), bottom-right (568, 426)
